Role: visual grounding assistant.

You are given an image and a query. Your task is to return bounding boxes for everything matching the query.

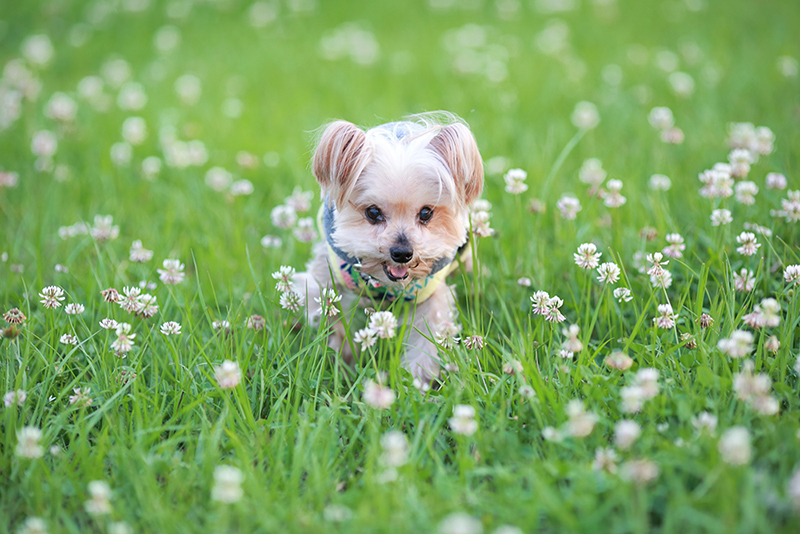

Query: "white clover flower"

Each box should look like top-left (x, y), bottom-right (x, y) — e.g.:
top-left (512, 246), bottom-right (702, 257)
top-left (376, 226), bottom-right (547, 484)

top-left (650, 269), bottom-right (673, 289)
top-left (363, 380), bottom-right (396, 410)
top-left (157, 259), bottom-right (185, 285)
top-left (279, 291), bottom-right (304, 312)
top-left (205, 167), bottom-right (232, 192)
top-left (648, 174), bottom-right (672, 191)
top-left (111, 323), bottom-right (136, 353)
top-left (561, 324), bottom-right (582, 353)
top-left (530, 290), bottom-right (550, 315)
top-left (596, 262), bottom-right (620, 284)
top-left (214, 360), bottom-right (242, 389)
top-left (449, 405), bottom-right (478, 436)
top-left (519, 384), bottom-right (536, 399)
top-left (620, 459), bottom-right (659, 485)
top-left (734, 181), bottom-right (758, 205)
top-left (615, 420), bottom-right (641, 450)
top-left (271, 204), bottom-right (297, 229)
top-left (691, 412), bottom-right (718, 434)
top-left (733, 268), bottom-right (756, 292)
top-left (544, 296), bottom-right (566, 323)
top-left (660, 127), bottom-right (684, 144)
top-left (230, 179), bottom-right (254, 197)
top-left (438, 512), bottom-right (483, 534)
top-left (717, 330), bottom-right (754, 358)
top-left (60, 333), bottom-right (78, 345)
top-left (648, 107), bottom-right (674, 129)
top-left (613, 287), bottom-right (633, 302)
top-left (784, 265), bottom-right (800, 285)
top-left (22, 34), bottom-right (54, 66)
top-left (765, 172), bottom-right (787, 190)
top-left (710, 209), bottom-right (732, 226)
top-left (380, 430), bottom-right (408, 468)
top-left (39, 285), bottom-right (65, 308)
top-left (503, 168), bottom-right (528, 194)
top-left (211, 465), bottom-right (243, 503)
top-left (117, 82), bottom-right (147, 110)
top-left (160, 321), bottom-right (181, 335)
top-left (579, 158), bottom-right (606, 186)
top-left (603, 179), bottom-right (626, 208)
top-left (662, 233), bottom-right (685, 259)
top-left (99, 318), bottom-right (119, 330)
top-left (314, 288), bottom-right (342, 317)
top-left (517, 277), bottom-right (532, 287)
top-left (565, 399), bottom-right (597, 438)
top-left (64, 303), bottom-right (84, 315)
top-left (556, 195), bottom-right (581, 219)
top-left (16, 426), bottom-right (44, 458)
top-left (129, 240), bottom-right (153, 262)
top-left (84, 480), bottom-right (112, 517)
top-left (272, 265), bottom-right (296, 293)
top-left (212, 320), bottom-right (231, 331)
top-left (735, 232), bottom-right (760, 256)
top-left (293, 217), bottom-right (317, 242)
top-left (470, 210), bottom-right (495, 238)
top-left (90, 215), bottom-right (120, 242)
top-left (592, 447), bottom-right (618, 473)
top-left (4, 389), bottom-right (27, 407)
top-left (45, 92), bottom-right (78, 122)
top-left (718, 427), bottom-right (751, 465)
top-left (285, 187), bottom-right (313, 213)
top-left (136, 293), bottom-right (158, 318)
top-left (369, 311), bottom-right (398, 339)
top-left (175, 74), bottom-right (202, 105)
top-left (668, 71), bottom-right (694, 97)
top-left (354, 328), bottom-right (377, 351)
top-left (605, 351), bottom-right (633, 371)
top-left (654, 303), bottom-right (677, 329)
top-left (261, 235), bottom-right (283, 248)
top-left (17, 517), bottom-right (48, 534)
top-left (121, 116), bottom-right (147, 145)
top-left (571, 101), bottom-right (600, 129)
top-left (574, 243), bottom-right (601, 270)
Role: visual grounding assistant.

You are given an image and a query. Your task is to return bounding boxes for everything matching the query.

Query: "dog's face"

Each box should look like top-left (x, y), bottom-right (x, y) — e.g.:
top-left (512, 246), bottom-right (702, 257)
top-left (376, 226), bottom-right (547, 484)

top-left (313, 118), bottom-right (484, 287)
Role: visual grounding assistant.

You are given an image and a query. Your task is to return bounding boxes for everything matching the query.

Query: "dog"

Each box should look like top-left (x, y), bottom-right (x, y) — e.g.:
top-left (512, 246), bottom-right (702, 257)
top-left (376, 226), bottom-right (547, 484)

top-left (294, 113), bottom-right (484, 384)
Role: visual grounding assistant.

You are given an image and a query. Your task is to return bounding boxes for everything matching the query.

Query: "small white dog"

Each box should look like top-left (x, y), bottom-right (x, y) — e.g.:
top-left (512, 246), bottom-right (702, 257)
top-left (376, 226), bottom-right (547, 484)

top-left (295, 113), bottom-right (484, 383)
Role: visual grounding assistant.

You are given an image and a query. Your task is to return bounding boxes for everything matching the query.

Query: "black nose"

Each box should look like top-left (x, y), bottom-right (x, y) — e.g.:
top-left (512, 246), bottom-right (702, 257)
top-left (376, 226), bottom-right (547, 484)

top-left (390, 247), bottom-right (413, 264)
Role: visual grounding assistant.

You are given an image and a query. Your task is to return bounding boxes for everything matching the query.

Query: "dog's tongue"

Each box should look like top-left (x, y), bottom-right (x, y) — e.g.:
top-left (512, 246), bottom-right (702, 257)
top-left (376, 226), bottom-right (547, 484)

top-left (389, 265), bottom-right (409, 279)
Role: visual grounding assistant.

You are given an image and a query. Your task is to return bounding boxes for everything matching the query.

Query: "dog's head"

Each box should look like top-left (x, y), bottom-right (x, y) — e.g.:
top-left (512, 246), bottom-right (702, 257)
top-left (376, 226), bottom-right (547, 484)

top-left (313, 114), bottom-right (483, 287)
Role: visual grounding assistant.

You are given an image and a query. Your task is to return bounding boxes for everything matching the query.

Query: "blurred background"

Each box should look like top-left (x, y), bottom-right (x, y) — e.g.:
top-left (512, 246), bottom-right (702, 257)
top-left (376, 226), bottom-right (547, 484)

top-left (0, 0), bottom-right (798, 298)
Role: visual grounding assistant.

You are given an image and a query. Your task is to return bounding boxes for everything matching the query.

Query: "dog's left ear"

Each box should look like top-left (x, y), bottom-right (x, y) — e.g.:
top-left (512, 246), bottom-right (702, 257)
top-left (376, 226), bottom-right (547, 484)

top-left (428, 123), bottom-right (484, 206)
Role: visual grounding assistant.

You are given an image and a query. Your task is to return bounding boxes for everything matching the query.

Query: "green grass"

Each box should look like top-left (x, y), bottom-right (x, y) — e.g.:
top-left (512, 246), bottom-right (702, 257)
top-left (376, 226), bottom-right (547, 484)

top-left (2, 0), bottom-right (800, 532)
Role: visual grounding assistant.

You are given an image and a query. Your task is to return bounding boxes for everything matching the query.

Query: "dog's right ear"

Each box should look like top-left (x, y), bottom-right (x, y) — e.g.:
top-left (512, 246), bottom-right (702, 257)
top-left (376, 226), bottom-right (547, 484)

top-left (313, 121), bottom-right (370, 209)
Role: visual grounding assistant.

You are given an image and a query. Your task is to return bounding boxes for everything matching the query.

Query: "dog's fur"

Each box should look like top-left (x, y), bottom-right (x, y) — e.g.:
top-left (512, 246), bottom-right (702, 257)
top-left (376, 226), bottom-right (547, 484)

top-left (295, 113), bottom-right (484, 383)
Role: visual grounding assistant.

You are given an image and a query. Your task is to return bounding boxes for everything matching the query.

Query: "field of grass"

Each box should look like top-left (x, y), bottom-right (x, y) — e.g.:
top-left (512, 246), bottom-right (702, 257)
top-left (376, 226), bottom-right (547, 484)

top-left (2, 0), bottom-right (800, 532)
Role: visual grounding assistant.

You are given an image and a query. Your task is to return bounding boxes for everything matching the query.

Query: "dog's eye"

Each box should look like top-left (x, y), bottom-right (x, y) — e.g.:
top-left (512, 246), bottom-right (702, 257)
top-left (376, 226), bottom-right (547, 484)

top-left (419, 206), bottom-right (434, 223)
top-left (365, 205), bottom-right (384, 224)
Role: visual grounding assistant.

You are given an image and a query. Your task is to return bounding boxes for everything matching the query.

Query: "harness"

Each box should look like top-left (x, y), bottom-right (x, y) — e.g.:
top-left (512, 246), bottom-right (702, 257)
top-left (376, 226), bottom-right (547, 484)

top-left (318, 199), bottom-right (469, 303)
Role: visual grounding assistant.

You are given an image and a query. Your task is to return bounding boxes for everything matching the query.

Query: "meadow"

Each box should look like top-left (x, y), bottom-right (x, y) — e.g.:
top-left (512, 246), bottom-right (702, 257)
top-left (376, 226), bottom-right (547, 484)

top-left (1, 0), bottom-right (800, 532)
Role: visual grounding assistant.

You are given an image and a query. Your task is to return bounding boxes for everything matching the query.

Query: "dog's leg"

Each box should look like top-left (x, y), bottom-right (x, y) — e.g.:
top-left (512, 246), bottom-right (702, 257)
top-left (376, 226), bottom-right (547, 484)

top-left (294, 242), bottom-right (353, 363)
top-left (402, 283), bottom-right (457, 385)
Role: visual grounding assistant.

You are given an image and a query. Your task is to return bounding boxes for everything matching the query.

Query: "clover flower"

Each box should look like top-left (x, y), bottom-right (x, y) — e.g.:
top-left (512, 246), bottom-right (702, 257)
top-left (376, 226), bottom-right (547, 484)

top-left (615, 420), bottom-right (641, 450)
top-left (556, 195), bottom-right (581, 219)
top-left (60, 333), bottom-right (78, 345)
top-left (270, 204), bottom-right (297, 229)
top-left (503, 168), bottom-right (528, 194)
top-left (571, 101), bottom-right (600, 129)
top-left (784, 265), bottom-right (800, 285)
top-left (579, 158), bottom-right (606, 187)
top-left (157, 259), bottom-right (185, 285)
top-left (718, 427), bottom-right (751, 465)
top-left (272, 265), bottom-right (296, 293)
top-left (111, 323), bottom-right (136, 353)
top-left (561, 324), bottom-right (582, 353)
top-left (596, 262), bottom-right (620, 284)
top-left (211, 465), bottom-right (243, 504)
top-left (4, 308), bottom-right (26, 324)
top-left (4, 389), bottom-right (27, 407)
top-left (16, 426), bottom-right (44, 459)
top-left (620, 459), bottom-right (659, 485)
top-left (735, 232), bottom-right (760, 256)
top-left (354, 328), bottom-right (377, 351)
top-left (662, 233), bottom-right (685, 259)
top-left (613, 287), bottom-right (633, 302)
top-left (654, 303), bottom-right (677, 329)
top-left (214, 360), bottom-right (242, 389)
top-left (380, 430), bottom-right (408, 468)
top-left (648, 106), bottom-right (674, 129)
top-left (765, 172), bottom-right (787, 190)
top-left (314, 288), bottom-right (342, 317)
top-left (603, 179), bottom-right (626, 208)
top-left (64, 303), bottom-right (84, 315)
top-left (734, 181), bottom-right (758, 205)
top-left (605, 351), bottom-right (633, 371)
top-left (363, 380), bottom-right (396, 410)
top-left (565, 399), bottom-right (597, 438)
top-left (733, 268), bottom-right (756, 292)
top-left (160, 321), bottom-right (181, 335)
top-left (592, 447), bottom-right (618, 473)
top-left (39, 285), bottom-right (65, 308)
top-left (717, 330), bottom-right (754, 358)
top-left (531, 291), bottom-right (550, 315)
top-left (544, 296), bottom-right (566, 323)
top-left (279, 291), bottom-right (304, 312)
top-left (649, 174), bottom-right (672, 191)
top-left (574, 243), bottom-right (601, 269)
top-left (129, 240), bottom-right (153, 262)
top-left (293, 217), bottom-right (317, 242)
top-left (449, 405), bottom-right (478, 436)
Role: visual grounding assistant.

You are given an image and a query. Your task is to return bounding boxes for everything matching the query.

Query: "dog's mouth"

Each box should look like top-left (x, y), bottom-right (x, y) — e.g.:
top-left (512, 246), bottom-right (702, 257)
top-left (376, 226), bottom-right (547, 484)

top-left (383, 263), bottom-right (410, 282)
